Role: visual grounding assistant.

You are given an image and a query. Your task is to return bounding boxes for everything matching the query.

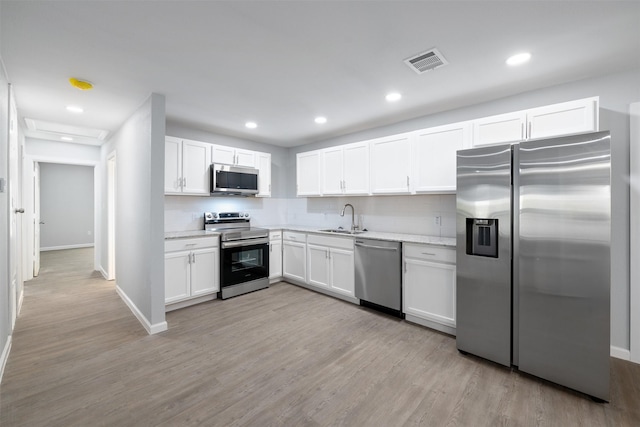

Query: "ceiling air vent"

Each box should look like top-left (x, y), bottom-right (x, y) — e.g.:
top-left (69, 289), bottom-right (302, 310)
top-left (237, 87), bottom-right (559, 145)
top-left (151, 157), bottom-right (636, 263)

top-left (404, 48), bottom-right (448, 74)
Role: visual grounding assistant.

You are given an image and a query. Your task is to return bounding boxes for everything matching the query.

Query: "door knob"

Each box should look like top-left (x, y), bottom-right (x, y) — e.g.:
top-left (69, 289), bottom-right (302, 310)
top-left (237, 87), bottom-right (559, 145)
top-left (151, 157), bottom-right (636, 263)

top-left (39, 221), bottom-right (45, 225)
top-left (14, 208), bottom-right (24, 213)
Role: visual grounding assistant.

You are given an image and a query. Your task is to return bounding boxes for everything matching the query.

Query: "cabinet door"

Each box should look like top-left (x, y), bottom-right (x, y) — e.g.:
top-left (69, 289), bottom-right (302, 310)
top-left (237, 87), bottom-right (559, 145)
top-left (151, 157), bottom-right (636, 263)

top-left (343, 142), bottom-right (370, 195)
top-left (191, 247), bottom-right (219, 297)
top-left (235, 149), bottom-right (256, 167)
top-left (404, 258), bottom-right (456, 327)
top-left (370, 133), bottom-right (412, 194)
top-left (472, 112), bottom-right (526, 146)
top-left (269, 240), bottom-right (282, 279)
top-left (307, 244), bottom-right (330, 289)
top-left (182, 139), bottom-right (211, 195)
top-left (329, 248), bottom-right (355, 297)
top-left (283, 241), bottom-right (307, 282)
top-left (322, 147), bottom-right (344, 196)
top-left (165, 251), bottom-right (190, 303)
top-left (256, 152), bottom-right (272, 197)
top-left (413, 123), bottom-right (470, 193)
top-left (527, 98), bottom-right (598, 140)
top-left (211, 144), bottom-right (236, 165)
top-left (296, 151), bottom-right (322, 196)
top-left (165, 137), bottom-right (182, 194)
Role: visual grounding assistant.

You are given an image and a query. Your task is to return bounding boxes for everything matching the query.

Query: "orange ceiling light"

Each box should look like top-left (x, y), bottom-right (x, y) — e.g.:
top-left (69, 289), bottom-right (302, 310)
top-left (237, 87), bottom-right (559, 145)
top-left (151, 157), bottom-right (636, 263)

top-left (69, 77), bottom-right (93, 90)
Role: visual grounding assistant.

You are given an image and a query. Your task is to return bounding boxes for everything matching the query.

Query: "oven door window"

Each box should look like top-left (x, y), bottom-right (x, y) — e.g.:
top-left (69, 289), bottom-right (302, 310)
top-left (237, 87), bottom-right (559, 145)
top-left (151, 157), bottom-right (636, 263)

top-left (221, 243), bottom-right (269, 287)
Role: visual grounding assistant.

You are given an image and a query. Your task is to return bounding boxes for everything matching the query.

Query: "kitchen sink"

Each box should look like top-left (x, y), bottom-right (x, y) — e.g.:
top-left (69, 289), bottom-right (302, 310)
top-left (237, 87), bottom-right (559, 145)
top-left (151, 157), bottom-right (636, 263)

top-left (319, 228), bottom-right (365, 235)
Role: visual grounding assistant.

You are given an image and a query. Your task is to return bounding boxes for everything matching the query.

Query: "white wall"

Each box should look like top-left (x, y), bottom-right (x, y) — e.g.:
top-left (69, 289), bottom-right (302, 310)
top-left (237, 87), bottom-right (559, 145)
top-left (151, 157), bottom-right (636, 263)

top-left (100, 93), bottom-right (166, 334)
top-left (39, 163), bottom-right (94, 250)
top-left (289, 68), bottom-right (640, 353)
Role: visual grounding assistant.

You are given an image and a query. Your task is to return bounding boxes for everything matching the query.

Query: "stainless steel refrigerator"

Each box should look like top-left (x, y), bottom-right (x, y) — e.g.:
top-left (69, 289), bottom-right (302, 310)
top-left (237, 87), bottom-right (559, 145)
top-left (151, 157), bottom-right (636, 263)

top-left (456, 131), bottom-right (611, 401)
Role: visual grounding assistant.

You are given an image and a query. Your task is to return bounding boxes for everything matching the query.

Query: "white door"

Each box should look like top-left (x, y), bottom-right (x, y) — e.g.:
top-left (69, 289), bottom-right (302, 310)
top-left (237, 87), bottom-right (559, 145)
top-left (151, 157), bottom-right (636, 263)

top-left (322, 147), bottom-right (344, 196)
top-left (307, 244), bottom-right (330, 288)
top-left (370, 133), bottom-right (412, 194)
top-left (296, 151), bottom-right (322, 196)
top-left (182, 140), bottom-right (211, 195)
top-left (329, 248), bottom-right (354, 297)
top-left (191, 247), bottom-right (219, 296)
top-left (413, 123), bottom-right (470, 193)
top-left (33, 162), bottom-right (40, 276)
top-left (8, 86), bottom-right (20, 327)
top-left (283, 241), bottom-right (306, 282)
top-left (235, 149), bottom-right (255, 167)
top-left (164, 136), bottom-right (182, 194)
top-left (342, 142), bottom-right (369, 195)
top-left (165, 251), bottom-right (191, 303)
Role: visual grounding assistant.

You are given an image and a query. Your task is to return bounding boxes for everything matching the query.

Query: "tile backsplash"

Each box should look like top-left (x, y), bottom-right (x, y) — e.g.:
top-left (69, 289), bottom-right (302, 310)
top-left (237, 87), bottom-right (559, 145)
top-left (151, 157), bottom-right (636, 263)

top-left (165, 194), bottom-right (456, 238)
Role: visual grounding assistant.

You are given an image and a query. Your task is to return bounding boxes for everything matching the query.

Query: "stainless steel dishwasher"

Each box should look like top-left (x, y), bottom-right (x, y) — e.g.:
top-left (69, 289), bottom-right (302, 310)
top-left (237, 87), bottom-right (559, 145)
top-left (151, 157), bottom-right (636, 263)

top-left (354, 238), bottom-right (403, 317)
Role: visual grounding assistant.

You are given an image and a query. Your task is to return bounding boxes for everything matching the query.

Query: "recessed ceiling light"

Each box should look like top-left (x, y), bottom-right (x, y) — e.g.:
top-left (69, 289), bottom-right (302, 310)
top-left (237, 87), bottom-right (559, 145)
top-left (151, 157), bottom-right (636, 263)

top-left (385, 92), bottom-right (402, 102)
top-left (66, 105), bottom-right (84, 113)
top-left (61, 136), bottom-right (73, 141)
top-left (314, 116), bottom-right (327, 124)
top-left (506, 52), bottom-right (531, 66)
top-left (245, 121), bottom-right (257, 129)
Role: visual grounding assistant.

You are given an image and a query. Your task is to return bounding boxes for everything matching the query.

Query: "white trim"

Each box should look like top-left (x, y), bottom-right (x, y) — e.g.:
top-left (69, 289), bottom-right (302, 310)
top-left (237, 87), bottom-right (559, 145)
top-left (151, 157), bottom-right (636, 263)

top-left (116, 285), bottom-right (168, 335)
top-left (611, 345), bottom-right (631, 362)
top-left (165, 293), bottom-right (217, 312)
top-left (405, 314), bottom-right (456, 336)
top-left (98, 265), bottom-right (109, 280)
top-left (630, 102), bottom-right (640, 364)
top-left (0, 335), bottom-right (12, 385)
top-left (40, 243), bottom-right (94, 252)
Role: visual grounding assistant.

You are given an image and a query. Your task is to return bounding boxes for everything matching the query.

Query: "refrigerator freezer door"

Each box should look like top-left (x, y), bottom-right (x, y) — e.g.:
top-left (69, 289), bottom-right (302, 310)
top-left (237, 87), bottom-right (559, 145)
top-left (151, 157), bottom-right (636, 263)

top-left (518, 131), bottom-right (611, 401)
top-left (456, 144), bottom-right (513, 366)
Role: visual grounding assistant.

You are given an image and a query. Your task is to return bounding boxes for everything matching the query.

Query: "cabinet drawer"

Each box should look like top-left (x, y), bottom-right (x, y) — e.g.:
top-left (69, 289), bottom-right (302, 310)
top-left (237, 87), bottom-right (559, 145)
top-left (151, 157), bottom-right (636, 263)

top-left (283, 231), bottom-right (306, 242)
top-left (165, 236), bottom-right (219, 252)
top-left (404, 243), bottom-right (455, 264)
top-left (307, 233), bottom-right (354, 250)
top-left (269, 231), bottom-right (282, 241)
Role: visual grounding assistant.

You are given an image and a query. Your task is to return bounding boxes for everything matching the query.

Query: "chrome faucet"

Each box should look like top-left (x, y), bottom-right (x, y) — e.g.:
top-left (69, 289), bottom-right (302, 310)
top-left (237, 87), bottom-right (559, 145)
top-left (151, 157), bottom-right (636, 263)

top-left (340, 203), bottom-right (357, 232)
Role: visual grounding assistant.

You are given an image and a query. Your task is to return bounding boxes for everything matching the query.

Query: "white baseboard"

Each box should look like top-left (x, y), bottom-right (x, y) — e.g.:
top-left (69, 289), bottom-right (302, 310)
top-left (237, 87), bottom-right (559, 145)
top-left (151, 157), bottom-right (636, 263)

top-left (99, 266), bottom-right (109, 280)
top-left (115, 285), bottom-right (168, 335)
top-left (0, 335), bottom-right (12, 385)
top-left (611, 345), bottom-right (631, 361)
top-left (41, 243), bottom-right (94, 252)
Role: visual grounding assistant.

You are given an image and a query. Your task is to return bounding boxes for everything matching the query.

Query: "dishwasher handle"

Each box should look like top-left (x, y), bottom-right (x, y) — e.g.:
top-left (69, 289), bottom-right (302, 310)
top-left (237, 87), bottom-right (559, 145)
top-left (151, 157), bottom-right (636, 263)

top-left (355, 241), bottom-right (399, 251)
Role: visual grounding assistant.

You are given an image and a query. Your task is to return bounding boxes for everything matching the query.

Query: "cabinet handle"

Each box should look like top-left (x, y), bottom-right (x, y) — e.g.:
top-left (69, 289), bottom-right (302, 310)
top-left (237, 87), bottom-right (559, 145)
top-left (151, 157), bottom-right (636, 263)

top-left (326, 249), bottom-right (329, 259)
top-left (406, 176), bottom-right (410, 188)
top-left (421, 252), bottom-right (436, 256)
top-left (192, 253), bottom-right (196, 264)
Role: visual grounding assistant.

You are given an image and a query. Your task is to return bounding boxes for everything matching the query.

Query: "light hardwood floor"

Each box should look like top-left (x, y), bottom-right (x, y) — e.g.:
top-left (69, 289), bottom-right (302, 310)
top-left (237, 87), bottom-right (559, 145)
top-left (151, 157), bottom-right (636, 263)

top-left (1, 248), bottom-right (639, 426)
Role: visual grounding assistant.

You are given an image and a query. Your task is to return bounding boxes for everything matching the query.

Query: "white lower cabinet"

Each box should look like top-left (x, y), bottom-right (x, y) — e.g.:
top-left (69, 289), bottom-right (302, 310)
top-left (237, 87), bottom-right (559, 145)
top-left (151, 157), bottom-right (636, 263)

top-left (403, 243), bottom-right (456, 334)
top-left (164, 237), bottom-right (219, 307)
top-left (269, 231), bottom-right (282, 281)
top-left (306, 234), bottom-right (354, 298)
top-left (283, 231), bottom-right (307, 282)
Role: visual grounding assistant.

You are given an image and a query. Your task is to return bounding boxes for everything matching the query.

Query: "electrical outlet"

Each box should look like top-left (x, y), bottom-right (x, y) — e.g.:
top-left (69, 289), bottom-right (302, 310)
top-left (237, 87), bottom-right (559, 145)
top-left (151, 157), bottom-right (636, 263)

top-left (435, 215), bottom-right (441, 226)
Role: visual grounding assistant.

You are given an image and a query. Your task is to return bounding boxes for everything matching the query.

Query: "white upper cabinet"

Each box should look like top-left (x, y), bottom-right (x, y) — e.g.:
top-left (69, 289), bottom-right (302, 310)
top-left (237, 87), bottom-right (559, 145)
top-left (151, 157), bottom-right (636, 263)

top-left (527, 97), bottom-right (598, 140)
top-left (343, 142), bottom-right (369, 195)
top-left (165, 137), bottom-right (211, 196)
top-left (297, 150), bottom-right (322, 196)
top-left (472, 111), bottom-right (526, 147)
top-left (370, 133), bottom-right (413, 194)
top-left (182, 139), bottom-right (212, 195)
top-left (165, 136), bottom-right (183, 194)
top-left (321, 142), bottom-right (370, 196)
top-left (211, 144), bottom-right (255, 167)
top-left (256, 151), bottom-right (272, 197)
top-left (412, 122), bottom-right (471, 193)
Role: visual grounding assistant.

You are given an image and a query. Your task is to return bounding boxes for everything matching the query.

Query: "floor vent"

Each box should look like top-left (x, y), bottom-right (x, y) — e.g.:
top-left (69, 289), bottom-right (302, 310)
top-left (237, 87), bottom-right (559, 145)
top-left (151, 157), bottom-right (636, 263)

top-left (404, 48), bottom-right (448, 74)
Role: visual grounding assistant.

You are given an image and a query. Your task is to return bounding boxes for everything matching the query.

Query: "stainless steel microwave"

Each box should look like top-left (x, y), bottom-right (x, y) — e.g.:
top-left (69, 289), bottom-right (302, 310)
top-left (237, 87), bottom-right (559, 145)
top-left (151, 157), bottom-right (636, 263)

top-left (210, 164), bottom-right (259, 196)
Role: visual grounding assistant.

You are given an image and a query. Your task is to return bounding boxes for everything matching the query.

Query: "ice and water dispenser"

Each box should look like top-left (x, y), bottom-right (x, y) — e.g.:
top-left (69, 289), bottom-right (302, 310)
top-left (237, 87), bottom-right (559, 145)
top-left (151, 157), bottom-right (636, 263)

top-left (466, 219), bottom-right (498, 258)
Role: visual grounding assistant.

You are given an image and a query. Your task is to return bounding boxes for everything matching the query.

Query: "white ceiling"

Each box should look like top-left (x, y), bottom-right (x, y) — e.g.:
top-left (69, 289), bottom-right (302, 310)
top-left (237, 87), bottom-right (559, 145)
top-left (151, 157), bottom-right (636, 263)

top-left (1, 1), bottom-right (639, 148)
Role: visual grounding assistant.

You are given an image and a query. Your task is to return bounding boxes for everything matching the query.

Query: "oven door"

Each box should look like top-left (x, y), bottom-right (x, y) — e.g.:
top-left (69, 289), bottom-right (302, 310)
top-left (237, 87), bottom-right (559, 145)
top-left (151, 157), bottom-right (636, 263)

top-left (220, 238), bottom-right (269, 287)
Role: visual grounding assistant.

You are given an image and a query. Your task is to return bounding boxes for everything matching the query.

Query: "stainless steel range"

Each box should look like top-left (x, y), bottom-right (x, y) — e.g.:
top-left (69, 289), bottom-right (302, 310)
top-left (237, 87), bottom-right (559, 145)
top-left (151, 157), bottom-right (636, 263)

top-left (204, 212), bottom-right (269, 299)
